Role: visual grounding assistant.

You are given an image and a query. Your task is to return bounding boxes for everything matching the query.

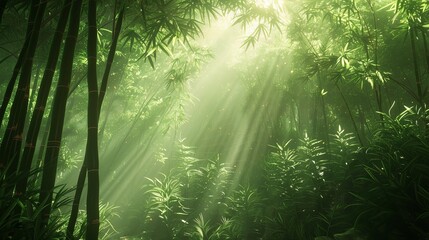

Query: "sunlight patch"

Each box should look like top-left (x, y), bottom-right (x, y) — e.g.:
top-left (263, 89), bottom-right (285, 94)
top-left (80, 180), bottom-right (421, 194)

top-left (255, 0), bottom-right (283, 11)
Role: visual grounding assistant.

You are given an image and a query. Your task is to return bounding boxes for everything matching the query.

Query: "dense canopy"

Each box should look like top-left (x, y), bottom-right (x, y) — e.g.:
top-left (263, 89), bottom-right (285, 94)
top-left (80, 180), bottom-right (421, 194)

top-left (0, 0), bottom-right (429, 239)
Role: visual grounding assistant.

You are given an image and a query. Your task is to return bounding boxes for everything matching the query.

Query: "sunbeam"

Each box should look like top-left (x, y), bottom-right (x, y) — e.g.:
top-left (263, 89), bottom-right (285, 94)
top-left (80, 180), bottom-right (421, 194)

top-left (1, 0), bottom-right (422, 239)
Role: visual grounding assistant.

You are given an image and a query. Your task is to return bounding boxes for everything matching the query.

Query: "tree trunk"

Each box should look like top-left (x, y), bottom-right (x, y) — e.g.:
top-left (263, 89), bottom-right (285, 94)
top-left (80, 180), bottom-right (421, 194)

top-left (98, 7), bottom-right (124, 112)
top-left (85, 0), bottom-right (100, 238)
top-left (66, 160), bottom-right (87, 239)
top-left (410, 26), bottom-right (423, 104)
top-left (0, 0), bottom-right (7, 24)
top-left (420, 29), bottom-right (429, 101)
top-left (28, 64), bottom-right (41, 115)
top-left (421, 31), bottom-right (429, 71)
top-left (1, 1), bottom-right (33, 126)
top-left (37, 0), bottom-right (83, 230)
top-left (0, 0), bottom-right (39, 129)
top-left (15, 0), bottom-right (72, 197)
top-left (0, 0), bottom-right (46, 192)
top-left (67, 7), bottom-right (125, 238)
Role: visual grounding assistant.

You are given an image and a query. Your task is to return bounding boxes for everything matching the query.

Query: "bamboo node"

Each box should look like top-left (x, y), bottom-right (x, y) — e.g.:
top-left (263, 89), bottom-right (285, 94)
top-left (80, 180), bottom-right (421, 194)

top-left (36, 105), bottom-right (46, 111)
top-left (25, 142), bottom-right (35, 148)
top-left (13, 134), bottom-right (23, 140)
top-left (47, 140), bottom-right (61, 147)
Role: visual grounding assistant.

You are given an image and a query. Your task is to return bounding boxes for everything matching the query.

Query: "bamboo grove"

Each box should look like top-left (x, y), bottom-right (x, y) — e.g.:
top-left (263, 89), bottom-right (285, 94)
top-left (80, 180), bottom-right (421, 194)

top-left (0, 0), bottom-right (280, 239)
top-left (0, 0), bottom-right (429, 239)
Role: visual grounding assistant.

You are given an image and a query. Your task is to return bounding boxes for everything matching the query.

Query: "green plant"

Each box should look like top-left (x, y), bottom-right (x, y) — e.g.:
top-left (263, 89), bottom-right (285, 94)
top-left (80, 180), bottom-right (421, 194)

top-left (349, 106), bottom-right (429, 239)
top-left (263, 127), bottom-right (360, 239)
top-left (59, 201), bottom-right (120, 240)
top-left (171, 141), bottom-right (232, 221)
top-left (140, 173), bottom-right (188, 240)
top-left (0, 183), bottom-right (74, 239)
top-left (225, 185), bottom-right (265, 240)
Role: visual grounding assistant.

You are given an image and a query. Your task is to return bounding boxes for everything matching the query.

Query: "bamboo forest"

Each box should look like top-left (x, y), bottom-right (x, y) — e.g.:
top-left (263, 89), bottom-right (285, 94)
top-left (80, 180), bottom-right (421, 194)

top-left (2, 0), bottom-right (429, 239)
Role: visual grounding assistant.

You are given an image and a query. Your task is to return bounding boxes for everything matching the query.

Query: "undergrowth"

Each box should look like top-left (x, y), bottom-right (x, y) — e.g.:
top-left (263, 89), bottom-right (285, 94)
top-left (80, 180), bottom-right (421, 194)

top-left (120, 106), bottom-right (429, 240)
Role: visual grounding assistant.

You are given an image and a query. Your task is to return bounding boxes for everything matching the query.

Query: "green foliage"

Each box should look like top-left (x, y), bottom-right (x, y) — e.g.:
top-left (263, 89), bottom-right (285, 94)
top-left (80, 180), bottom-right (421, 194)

top-left (123, 106), bottom-right (429, 240)
top-left (142, 173), bottom-right (187, 239)
top-left (226, 185), bottom-right (265, 239)
top-left (260, 107), bottom-right (429, 239)
top-left (0, 167), bottom-right (118, 239)
top-left (3, 0), bottom-right (429, 239)
top-left (127, 141), bottom-right (234, 239)
top-left (0, 175), bottom-right (73, 239)
top-left (123, 128), bottom-right (357, 239)
top-left (349, 106), bottom-right (429, 239)
top-left (56, 201), bottom-right (120, 240)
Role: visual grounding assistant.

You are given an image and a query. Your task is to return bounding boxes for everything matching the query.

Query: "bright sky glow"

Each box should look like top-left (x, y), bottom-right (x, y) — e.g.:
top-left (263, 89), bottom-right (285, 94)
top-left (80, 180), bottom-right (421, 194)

top-left (255, 0), bottom-right (284, 11)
